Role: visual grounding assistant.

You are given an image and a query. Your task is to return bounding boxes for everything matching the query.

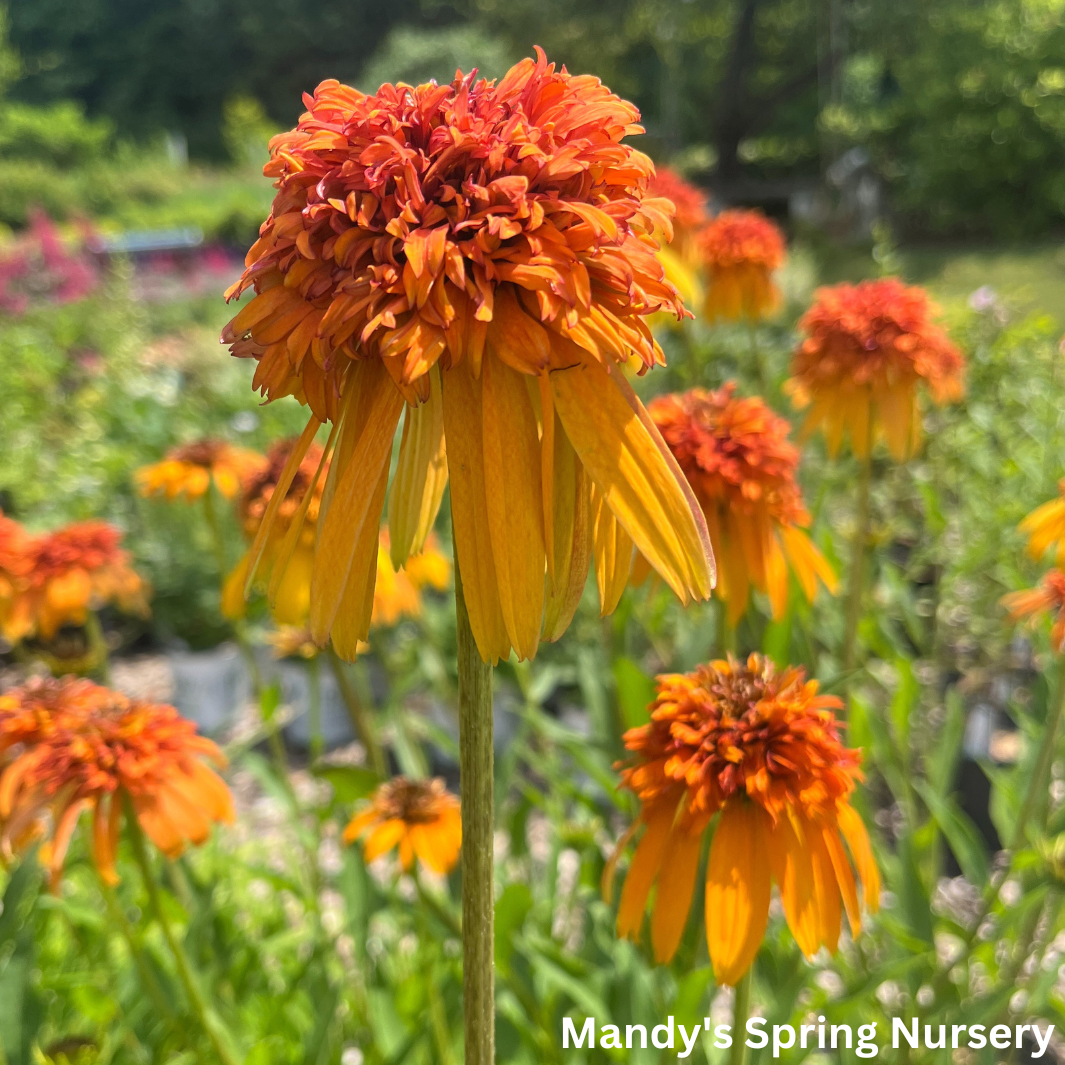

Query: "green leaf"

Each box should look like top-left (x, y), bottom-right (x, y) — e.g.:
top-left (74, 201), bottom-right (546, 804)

top-left (0, 858), bottom-right (40, 949)
top-left (495, 883), bottom-right (533, 974)
top-left (929, 688), bottom-right (965, 798)
top-left (313, 763), bottom-right (379, 803)
top-left (890, 656), bottom-right (919, 750)
top-left (914, 779), bottom-right (990, 884)
top-left (896, 835), bottom-right (933, 945)
top-left (613, 656), bottom-right (655, 731)
top-left (259, 681), bottom-right (281, 723)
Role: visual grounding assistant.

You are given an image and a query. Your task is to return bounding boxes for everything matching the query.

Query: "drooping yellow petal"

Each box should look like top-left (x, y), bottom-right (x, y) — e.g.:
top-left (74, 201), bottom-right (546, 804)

top-left (591, 484), bottom-right (633, 616)
top-left (810, 821), bottom-right (842, 952)
top-left (246, 415), bottom-right (322, 594)
top-left (650, 816), bottom-right (703, 963)
top-left (331, 461), bottom-right (390, 660)
top-left (221, 553), bottom-right (251, 620)
top-left (388, 365), bottom-right (448, 568)
top-left (837, 804), bottom-right (880, 914)
top-left (480, 354), bottom-right (546, 660)
top-left (272, 544), bottom-right (314, 626)
top-left (779, 524), bottom-right (838, 600)
top-left (442, 358), bottom-right (511, 664)
top-left (551, 356), bottom-right (712, 606)
top-left (705, 802), bottom-right (772, 986)
top-left (310, 362), bottom-right (404, 644)
top-left (823, 823), bottom-right (861, 937)
top-left (617, 800), bottom-right (676, 940)
top-left (539, 372), bottom-right (556, 584)
top-left (767, 808), bottom-right (820, 957)
top-left (542, 425), bottom-right (592, 642)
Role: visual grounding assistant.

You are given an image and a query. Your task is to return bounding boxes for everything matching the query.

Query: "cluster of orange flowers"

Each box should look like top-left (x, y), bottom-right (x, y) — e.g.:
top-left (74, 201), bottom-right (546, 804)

top-left (649, 384), bottom-right (836, 623)
top-left (612, 653), bottom-right (878, 984)
top-left (0, 677), bottom-right (233, 888)
top-left (136, 439), bottom-right (268, 501)
top-left (0, 516), bottom-right (147, 644)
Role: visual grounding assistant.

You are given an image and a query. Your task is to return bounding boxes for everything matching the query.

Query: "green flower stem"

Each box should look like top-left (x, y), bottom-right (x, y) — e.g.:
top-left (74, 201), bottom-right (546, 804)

top-left (97, 872), bottom-right (182, 1037)
top-left (730, 967), bottom-right (753, 1065)
top-left (85, 610), bottom-right (112, 684)
top-left (454, 555), bottom-right (495, 1065)
top-left (124, 798), bottom-right (241, 1065)
top-left (1013, 661), bottom-right (1065, 848)
top-left (842, 440), bottom-right (874, 686)
top-left (327, 646), bottom-right (387, 778)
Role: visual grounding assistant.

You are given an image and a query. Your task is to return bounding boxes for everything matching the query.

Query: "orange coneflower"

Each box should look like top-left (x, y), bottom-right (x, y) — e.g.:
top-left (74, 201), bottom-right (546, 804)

top-left (136, 439), bottom-right (267, 502)
top-left (786, 278), bottom-right (965, 461)
top-left (343, 776), bottom-right (461, 874)
top-left (610, 653), bottom-right (879, 986)
top-left (1019, 480), bottom-right (1065, 566)
top-left (1003, 569), bottom-right (1065, 652)
top-left (222, 436), bottom-right (328, 624)
top-left (221, 49), bottom-right (713, 664)
top-left (699, 209), bottom-right (785, 323)
top-left (648, 384), bottom-right (837, 624)
top-left (645, 167), bottom-right (710, 320)
top-left (373, 531), bottom-right (450, 628)
top-left (0, 677), bottom-right (233, 888)
top-left (2, 522), bottom-right (148, 642)
top-left (0, 512), bottom-right (35, 639)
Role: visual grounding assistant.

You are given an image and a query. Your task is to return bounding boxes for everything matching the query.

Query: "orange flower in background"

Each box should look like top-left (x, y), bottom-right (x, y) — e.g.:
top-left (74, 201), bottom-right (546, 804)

top-left (647, 166), bottom-right (709, 262)
top-left (0, 512), bottom-right (35, 638)
top-left (1002, 569), bottom-right (1065, 652)
top-left (0, 677), bottom-right (233, 888)
top-left (646, 167), bottom-right (709, 318)
top-left (1019, 479), bottom-right (1065, 566)
top-left (2, 522), bottom-right (148, 642)
top-left (136, 439), bottom-right (267, 502)
top-left (222, 49), bottom-right (713, 664)
top-left (786, 278), bottom-right (965, 461)
top-left (222, 436), bottom-right (328, 625)
top-left (649, 384), bottom-right (836, 623)
top-left (373, 531), bottom-right (450, 628)
top-left (610, 653), bottom-right (879, 985)
top-left (343, 776), bottom-right (461, 874)
top-left (699, 209), bottom-right (785, 323)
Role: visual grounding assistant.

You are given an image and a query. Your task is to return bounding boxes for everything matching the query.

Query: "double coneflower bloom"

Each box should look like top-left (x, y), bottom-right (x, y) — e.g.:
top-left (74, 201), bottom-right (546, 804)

top-left (612, 653), bottom-right (879, 985)
top-left (136, 439), bottom-right (267, 502)
top-left (221, 50), bottom-right (713, 664)
top-left (646, 167), bottom-right (709, 312)
top-left (786, 278), bottom-right (965, 460)
top-left (0, 677), bottom-right (233, 888)
top-left (344, 776), bottom-right (462, 875)
top-left (1003, 570), bottom-right (1065, 652)
top-left (699, 209), bottom-right (785, 323)
top-left (0, 521), bottom-right (147, 642)
top-left (649, 384), bottom-right (836, 623)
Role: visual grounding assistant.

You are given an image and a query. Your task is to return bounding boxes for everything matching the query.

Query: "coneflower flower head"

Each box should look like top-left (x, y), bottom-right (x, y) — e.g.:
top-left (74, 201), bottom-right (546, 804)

top-left (612, 653), bottom-right (878, 985)
top-left (343, 776), bottom-right (461, 874)
top-left (699, 209), bottom-right (785, 323)
top-left (647, 166), bottom-right (709, 261)
top-left (136, 439), bottom-right (267, 501)
top-left (648, 385), bottom-right (836, 622)
top-left (787, 278), bottom-right (964, 460)
top-left (222, 48), bottom-right (713, 663)
top-left (1, 522), bottom-right (148, 642)
top-left (0, 677), bottom-right (233, 888)
top-left (1002, 569), bottom-right (1065, 652)
top-left (1019, 478), bottom-right (1065, 567)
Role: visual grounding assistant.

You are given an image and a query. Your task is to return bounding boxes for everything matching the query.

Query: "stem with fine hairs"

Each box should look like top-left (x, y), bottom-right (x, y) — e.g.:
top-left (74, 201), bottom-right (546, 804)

top-left (729, 967), bottom-right (753, 1065)
top-left (454, 553), bottom-right (495, 1065)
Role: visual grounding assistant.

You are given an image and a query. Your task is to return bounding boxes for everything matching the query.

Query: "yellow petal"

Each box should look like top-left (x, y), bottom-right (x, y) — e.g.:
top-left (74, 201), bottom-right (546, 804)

top-left (246, 415), bottom-right (322, 593)
top-left (542, 427), bottom-right (591, 642)
top-left (388, 365), bottom-right (448, 568)
top-left (591, 484), bottom-right (633, 616)
top-left (705, 803), bottom-right (772, 986)
top-left (481, 354), bottom-right (546, 660)
top-left (617, 800), bottom-right (676, 940)
top-left (650, 816), bottom-right (703, 963)
top-left (441, 359), bottom-right (511, 664)
top-left (837, 804), bottom-right (880, 914)
top-left (768, 810), bottom-right (820, 957)
top-left (221, 553), bottom-right (251, 620)
top-left (823, 823), bottom-right (861, 937)
top-left (331, 461), bottom-right (390, 659)
top-left (551, 355), bottom-right (713, 605)
top-left (310, 361), bottom-right (404, 644)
